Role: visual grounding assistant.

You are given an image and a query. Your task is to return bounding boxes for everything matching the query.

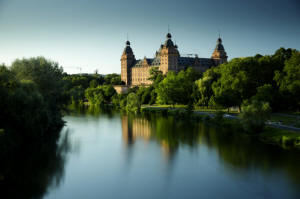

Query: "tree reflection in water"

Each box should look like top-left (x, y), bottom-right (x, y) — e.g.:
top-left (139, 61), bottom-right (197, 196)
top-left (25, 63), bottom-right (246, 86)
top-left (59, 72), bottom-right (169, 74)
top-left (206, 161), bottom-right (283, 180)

top-left (0, 128), bottom-right (72, 199)
top-left (121, 112), bottom-right (300, 188)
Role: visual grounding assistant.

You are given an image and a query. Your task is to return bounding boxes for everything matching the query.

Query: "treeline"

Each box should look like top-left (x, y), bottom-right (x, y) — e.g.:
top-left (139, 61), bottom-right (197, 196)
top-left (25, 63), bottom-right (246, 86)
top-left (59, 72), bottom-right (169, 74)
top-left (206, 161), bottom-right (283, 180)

top-left (0, 57), bottom-right (66, 137)
top-left (112, 48), bottom-right (300, 113)
top-left (0, 58), bottom-right (125, 135)
top-left (63, 73), bottom-right (122, 106)
top-left (196, 47), bottom-right (300, 112)
top-left (1, 47), bottom-right (299, 139)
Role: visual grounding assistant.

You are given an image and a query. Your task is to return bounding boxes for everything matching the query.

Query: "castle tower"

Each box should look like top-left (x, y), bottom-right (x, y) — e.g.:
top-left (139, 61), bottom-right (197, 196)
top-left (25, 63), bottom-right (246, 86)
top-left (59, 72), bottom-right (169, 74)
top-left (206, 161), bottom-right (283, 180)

top-left (159, 33), bottom-right (180, 74)
top-left (211, 37), bottom-right (228, 65)
top-left (121, 41), bottom-right (135, 85)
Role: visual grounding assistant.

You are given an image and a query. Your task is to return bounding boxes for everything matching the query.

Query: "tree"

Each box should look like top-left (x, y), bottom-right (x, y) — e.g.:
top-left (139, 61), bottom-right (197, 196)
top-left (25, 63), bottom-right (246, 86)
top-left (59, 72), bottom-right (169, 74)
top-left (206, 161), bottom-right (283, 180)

top-left (104, 73), bottom-right (123, 85)
top-left (240, 100), bottom-right (271, 134)
top-left (11, 57), bottom-right (66, 110)
top-left (85, 85), bottom-right (116, 106)
top-left (10, 57), bottom-right (67, 131)
top-left (156, 71), bottom-right (182, 106)
top-left (251, 84), bottom-right (276, 108)
top-left (89, 79), bottom-right (98, 88)
top-left (155, 68), bottom-right (197, 106)
top-left (136, 86), bottom-right (152, 105)
top-left (195, 68), bottom-right (218, 108)
top-left (149, 67), bottom-right (163, 81)
top-left (274, 51), bottom-right (300, 110)
top-left (0, 63), bottom-right (63, 136)
top-left (126, 93), bottom-right (140, 112)
top-left (69, 86), bottom-right (85, 104)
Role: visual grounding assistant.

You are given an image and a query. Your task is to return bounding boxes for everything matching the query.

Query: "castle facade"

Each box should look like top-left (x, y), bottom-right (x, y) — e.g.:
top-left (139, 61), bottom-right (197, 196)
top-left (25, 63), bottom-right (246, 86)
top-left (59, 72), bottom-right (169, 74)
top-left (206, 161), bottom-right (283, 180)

top-left (121, 33), bottom-right (227, 86)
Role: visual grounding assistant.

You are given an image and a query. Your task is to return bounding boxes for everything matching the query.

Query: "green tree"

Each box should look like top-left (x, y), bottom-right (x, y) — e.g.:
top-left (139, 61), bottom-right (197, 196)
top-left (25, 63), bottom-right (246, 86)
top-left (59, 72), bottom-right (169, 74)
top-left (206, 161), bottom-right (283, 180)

top-left (10, 57), bottom-right (66, 130)
top-left (240, 100), bottom-right (271, 133)
top-left (104, 73), bottom-right (123, 85)
top-left (156, 71), bottom-right (181, 106)
top-left (136, 86), bottom-right (152, 104)
top-left (148, 67), bottom-right (163, 81)
top-left (156, 68), bottom-right (197, 106)
top-left (251, 84), bottom-right (276, 107)
top-left (11, 57), bottom-right (66, 109)
top-left (126, 93), bottom-right (140, 112)
top-left (0, 63), bottom-right (62, 136)
top-left (195, 68), bottom-right (219, 108)
top-left (274, 51), bottom-right (300, 110)
top-left (89, 79), bottom-right (98, 88)
top-left (85, 85), bottom-right (116, 106)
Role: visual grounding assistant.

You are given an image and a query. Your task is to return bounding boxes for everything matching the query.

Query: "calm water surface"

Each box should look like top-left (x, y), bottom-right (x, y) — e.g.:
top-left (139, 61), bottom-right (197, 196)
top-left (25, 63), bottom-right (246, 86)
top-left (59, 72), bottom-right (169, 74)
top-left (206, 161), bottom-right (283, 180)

top-left (40, 110), bottom-right (300, 199)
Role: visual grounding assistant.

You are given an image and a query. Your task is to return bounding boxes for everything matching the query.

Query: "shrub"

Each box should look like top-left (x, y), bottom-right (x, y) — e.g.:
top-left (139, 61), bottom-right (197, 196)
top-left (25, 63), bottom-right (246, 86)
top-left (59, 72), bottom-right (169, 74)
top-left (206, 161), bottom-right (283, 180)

top-left (240, 100), bottom-right (271, 134)
top-left (126, 93), bottom-right (140, 113)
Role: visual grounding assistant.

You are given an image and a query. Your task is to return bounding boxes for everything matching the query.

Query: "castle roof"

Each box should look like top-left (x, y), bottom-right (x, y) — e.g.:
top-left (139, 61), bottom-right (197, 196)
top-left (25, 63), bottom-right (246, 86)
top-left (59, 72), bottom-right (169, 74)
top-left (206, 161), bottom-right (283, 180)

top-left (132, 56), bottom-right (214, 68)
top-left (133, 57), bottom-right (161, 68)
top-left (178, 57), bottom-right (215, 68)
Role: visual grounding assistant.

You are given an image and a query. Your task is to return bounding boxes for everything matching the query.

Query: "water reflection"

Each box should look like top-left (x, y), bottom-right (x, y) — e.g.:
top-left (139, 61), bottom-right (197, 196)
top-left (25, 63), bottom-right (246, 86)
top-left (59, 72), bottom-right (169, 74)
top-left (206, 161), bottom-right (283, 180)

top-left (121, 113), bottom-right (300, 188)
top-left (2, 109), bottom-right (300, 199)
top-left (0, 128), bottom-right (72, 199)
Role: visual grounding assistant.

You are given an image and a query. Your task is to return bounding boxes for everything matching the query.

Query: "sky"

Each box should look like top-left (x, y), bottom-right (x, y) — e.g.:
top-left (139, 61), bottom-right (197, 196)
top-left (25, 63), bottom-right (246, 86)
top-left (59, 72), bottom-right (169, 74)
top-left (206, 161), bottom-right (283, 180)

top-left (0, 0), bottom-right (299, 74)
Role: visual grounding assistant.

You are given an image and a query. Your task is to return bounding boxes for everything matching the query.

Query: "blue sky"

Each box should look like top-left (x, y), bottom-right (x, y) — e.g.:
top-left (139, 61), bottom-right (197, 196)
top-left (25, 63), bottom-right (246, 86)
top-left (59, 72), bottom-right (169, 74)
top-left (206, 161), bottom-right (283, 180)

top-left (0, 0), bottom-right (299, 74)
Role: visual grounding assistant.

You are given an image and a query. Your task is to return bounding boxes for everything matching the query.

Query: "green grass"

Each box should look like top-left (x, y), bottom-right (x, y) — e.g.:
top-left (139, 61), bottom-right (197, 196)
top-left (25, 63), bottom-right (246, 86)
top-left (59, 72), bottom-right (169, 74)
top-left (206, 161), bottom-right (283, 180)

top-left (142, 105), bottom-right (239, 114)
top-left (260, 127), bottom-right (300, 149)
top-left (143, 105), bottom-right (300, 125)
top-left (194, 107), bottom-right (239, 114)
top-left (143, 104), bottom-right (187, 109)
top-left (269, 114), bottom-right (300, 127)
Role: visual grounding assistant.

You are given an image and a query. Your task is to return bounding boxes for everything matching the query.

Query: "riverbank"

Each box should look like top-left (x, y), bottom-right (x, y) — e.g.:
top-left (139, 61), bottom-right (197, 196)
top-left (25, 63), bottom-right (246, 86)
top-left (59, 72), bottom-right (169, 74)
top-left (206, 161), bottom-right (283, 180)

top-left (141, 106), bottom-right (300, 149)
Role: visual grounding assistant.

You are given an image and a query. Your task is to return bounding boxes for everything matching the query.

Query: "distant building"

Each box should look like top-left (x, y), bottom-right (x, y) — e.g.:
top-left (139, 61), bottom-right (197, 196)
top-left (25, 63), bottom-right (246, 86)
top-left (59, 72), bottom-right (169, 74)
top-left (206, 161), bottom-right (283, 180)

top-left (121, 32), bottom-right (228, 86)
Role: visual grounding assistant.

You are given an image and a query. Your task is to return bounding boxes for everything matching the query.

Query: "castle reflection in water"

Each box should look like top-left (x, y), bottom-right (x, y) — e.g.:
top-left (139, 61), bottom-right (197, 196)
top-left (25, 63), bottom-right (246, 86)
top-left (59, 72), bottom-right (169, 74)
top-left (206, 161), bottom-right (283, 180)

top-left (121, 115), bottom-right (151, 143)
top-left (121, 115), bottom-right (177, 162)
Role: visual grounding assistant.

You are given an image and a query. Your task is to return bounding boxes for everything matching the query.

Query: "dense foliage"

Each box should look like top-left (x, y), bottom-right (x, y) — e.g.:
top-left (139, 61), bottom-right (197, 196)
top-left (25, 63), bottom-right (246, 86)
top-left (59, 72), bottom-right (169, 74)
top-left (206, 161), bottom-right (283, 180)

top-left (0, 57), bottom-right (66, 137)
top-left (85, 85), bottom-right (116, 106)
top-left (240, 100), bottom-right (271, 133)
top-left (193, 48), bottom-right (299, 112)
top-left (63, 73), bottom-right (123, 105)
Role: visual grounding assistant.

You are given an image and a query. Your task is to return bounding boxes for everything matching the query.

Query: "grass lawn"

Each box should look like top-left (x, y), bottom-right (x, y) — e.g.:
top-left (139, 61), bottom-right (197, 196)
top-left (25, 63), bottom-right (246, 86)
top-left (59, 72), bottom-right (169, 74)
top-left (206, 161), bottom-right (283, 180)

top-left (142, 105), bottom-right (239, 114)
top-left (260, 127), bottom-right (300, 149)
top-left (269, 114), bottom-right (300, 127)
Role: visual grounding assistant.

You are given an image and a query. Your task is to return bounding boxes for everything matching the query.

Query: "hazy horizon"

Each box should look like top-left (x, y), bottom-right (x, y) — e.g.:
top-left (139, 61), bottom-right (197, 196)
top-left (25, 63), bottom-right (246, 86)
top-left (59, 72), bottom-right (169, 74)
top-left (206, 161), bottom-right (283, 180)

top-left (0, 0), bottom-right (299, 74)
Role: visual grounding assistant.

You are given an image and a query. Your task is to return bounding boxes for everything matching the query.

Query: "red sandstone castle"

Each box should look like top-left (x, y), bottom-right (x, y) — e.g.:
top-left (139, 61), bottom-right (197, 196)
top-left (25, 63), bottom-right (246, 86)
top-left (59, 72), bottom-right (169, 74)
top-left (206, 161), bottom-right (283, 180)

top-left (121, 33), bottom-right (227, 86)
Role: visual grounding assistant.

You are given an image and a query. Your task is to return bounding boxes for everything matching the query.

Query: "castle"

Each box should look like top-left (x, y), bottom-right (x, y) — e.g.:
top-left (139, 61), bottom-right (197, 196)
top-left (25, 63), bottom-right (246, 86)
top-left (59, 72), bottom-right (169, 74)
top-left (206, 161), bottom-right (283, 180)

top-left (121, 33), bottom-right (227, 86)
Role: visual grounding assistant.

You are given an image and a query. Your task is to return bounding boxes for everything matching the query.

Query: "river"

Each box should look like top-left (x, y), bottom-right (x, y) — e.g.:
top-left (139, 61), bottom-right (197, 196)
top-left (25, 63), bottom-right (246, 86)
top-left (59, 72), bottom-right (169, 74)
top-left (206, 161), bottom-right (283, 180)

top-left (33, 110), bottom-right (300, 198)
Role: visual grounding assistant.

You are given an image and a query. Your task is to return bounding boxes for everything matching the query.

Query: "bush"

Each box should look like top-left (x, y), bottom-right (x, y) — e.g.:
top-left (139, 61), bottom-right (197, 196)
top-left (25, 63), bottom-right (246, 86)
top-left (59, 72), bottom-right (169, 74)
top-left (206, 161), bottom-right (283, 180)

top-left (126, 93), bottom-right (140, 113)
top-left (240, 100), bottom-right (271, 133)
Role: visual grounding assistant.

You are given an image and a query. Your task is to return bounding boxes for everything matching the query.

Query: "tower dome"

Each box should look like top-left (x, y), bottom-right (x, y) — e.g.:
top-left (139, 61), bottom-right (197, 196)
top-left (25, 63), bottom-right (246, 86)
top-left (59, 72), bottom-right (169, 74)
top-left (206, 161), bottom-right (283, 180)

top-left (123, 40), bottom-right (133, 55)
top-left (215, 38), bottom-right (225, 51)
top-left (211, 37), bottom-right (227, 64)
top-left (166, 33), bottom-right (172, 39)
